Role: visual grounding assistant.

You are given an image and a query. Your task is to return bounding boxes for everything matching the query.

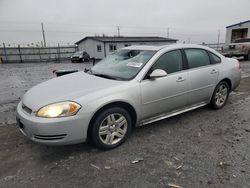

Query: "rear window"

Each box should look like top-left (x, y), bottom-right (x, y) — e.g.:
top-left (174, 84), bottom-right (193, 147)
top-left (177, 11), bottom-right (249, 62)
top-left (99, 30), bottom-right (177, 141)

top-left (185, 49), bottom-right (211, 69)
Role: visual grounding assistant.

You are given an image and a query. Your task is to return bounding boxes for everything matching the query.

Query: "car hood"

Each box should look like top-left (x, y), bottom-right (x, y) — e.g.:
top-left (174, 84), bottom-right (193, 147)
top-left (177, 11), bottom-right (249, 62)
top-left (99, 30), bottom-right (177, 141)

top-left (22, 71), bottom-right (123, 111)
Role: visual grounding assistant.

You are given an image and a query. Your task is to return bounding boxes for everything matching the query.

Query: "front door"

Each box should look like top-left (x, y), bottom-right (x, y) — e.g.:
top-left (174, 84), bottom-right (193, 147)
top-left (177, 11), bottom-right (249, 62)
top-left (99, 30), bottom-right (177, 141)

top-left (140, 50), bottom-right (188, 119)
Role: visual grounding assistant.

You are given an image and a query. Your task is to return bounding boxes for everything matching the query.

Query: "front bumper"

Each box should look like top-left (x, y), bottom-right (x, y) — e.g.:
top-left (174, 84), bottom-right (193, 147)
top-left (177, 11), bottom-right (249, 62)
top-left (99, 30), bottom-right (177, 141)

top-left (16, 102), bottom-right (90, 145)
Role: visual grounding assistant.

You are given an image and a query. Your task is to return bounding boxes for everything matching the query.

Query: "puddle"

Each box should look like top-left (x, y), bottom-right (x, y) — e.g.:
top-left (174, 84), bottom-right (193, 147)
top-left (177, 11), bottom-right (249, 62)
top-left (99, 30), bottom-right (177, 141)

top-left (231, 91), bottom-right (247, 96)
top-left (241, 74), bottom-right (250, 78)
top-left (241, 71), bottom-right (250, 78)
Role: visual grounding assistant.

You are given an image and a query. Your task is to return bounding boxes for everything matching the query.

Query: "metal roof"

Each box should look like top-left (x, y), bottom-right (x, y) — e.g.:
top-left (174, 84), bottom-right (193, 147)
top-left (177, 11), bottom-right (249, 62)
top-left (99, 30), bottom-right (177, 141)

top-left (226, 20), bottom-right (250, 28)
top-left (75, 36), bottom-right (177, 44)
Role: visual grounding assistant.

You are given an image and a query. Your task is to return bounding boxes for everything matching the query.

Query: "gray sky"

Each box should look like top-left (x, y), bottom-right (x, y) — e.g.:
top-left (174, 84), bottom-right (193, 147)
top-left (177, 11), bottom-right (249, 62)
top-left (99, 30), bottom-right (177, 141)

top-left (0, 0), bottom-right (250, 46)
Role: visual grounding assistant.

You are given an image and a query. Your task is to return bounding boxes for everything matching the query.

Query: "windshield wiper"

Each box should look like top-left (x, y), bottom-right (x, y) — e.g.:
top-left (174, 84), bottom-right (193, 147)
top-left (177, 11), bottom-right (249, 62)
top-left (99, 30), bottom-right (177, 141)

top-left (92, 73), bottom-right (118, 80)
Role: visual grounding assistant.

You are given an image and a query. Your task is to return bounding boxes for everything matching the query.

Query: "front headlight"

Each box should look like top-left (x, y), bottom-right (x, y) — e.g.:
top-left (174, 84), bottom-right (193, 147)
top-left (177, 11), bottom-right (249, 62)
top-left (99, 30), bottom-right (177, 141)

top-left (36, 101), bottom-right (81, 118)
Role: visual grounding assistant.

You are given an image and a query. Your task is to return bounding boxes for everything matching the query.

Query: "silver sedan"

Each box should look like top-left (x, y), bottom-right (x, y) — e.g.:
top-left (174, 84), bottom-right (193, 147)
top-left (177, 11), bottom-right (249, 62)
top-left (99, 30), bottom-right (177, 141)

top-left (16, 44), bottom-right (241, 150)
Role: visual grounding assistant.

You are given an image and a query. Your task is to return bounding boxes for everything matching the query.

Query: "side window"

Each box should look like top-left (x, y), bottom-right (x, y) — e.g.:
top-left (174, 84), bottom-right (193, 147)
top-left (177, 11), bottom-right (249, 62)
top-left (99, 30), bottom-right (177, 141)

top-left (109, 44), bottom-right (117, 52)
top-left (151, 50), bottom-right (183, 74)
top-left (185, 49), bottom-right (211, 69)
top-left (209, 52), bottom-right (221, 64)
top-left (97, 45), bottom-right (102, 52)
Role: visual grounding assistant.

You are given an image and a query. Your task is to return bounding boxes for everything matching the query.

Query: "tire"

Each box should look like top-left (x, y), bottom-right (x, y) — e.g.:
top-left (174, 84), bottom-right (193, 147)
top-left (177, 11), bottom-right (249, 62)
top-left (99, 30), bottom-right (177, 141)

top-left (210, 81), bottom-right (229, 109)
top-left (89, 107), bottom-right (132, 150)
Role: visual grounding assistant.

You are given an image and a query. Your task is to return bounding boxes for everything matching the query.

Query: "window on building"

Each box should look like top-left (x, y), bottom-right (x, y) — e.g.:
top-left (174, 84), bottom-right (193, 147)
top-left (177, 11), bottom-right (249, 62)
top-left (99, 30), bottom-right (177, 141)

top-left (97, 45), bottom-right (102, 52)
top-left (124, 44), bottom-right (131, 47)
top-left (109, 44), bottom-right (117, 52)
top-left (231, 28), bottom-right (248, 42)
top-left (184, 49), bottom-right (211, 69)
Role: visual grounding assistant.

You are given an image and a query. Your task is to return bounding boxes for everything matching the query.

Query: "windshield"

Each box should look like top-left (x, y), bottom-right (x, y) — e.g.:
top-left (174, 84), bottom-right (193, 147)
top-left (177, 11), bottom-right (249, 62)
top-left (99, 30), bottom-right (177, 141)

top-left (90, 49), bottom-right (156, 80)
top-left (74, 51), bottom-right (83, 55)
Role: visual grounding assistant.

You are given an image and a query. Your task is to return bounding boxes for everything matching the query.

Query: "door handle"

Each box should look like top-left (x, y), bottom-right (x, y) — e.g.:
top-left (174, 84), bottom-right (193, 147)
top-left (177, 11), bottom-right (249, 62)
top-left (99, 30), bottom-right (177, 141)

top-left (176, 77), bottom-right (186, 82)
top-left (210, 69), bottom-right (218, 74)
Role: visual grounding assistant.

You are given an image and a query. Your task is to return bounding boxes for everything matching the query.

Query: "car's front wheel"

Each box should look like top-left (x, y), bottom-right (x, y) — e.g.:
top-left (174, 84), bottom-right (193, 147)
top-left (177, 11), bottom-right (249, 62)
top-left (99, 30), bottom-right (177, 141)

top-left (89, 107), bottom-right (132, 150)
top-left (210, 81), bottom-right (229, 109)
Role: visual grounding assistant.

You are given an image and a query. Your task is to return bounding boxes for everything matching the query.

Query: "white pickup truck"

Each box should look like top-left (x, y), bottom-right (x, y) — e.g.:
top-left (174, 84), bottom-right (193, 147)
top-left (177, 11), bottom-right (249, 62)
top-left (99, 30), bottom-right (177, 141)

top-left (222, 38), bottom-right (250, 60)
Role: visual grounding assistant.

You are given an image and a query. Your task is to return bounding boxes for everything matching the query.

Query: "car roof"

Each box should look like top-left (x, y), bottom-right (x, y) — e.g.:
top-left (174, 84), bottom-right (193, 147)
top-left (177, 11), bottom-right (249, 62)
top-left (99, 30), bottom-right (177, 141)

top-left (123, 43), bottom-right (214, 52)
top-left (123, 45), bottom-right (165, 51)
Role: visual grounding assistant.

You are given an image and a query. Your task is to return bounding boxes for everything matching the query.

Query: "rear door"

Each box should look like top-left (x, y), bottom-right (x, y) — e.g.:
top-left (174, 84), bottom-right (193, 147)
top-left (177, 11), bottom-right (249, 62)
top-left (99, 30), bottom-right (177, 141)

top-left (184, 48), bottom-right (219, 106)
top-left (140, 49), bottom-right (188, 119)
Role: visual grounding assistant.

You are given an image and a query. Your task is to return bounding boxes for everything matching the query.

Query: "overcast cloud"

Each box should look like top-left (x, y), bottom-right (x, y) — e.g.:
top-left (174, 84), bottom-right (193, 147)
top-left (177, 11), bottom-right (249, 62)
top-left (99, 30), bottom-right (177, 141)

top-left (0, 0), bottom-right (250, 46)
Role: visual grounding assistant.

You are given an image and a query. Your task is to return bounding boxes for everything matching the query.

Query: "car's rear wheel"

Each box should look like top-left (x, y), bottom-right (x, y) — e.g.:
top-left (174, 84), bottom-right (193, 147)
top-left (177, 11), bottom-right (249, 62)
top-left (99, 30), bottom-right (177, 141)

top-left (210, 81), bottom-right (229, 109)
top-left (90, 107), bottom-right (132, 150)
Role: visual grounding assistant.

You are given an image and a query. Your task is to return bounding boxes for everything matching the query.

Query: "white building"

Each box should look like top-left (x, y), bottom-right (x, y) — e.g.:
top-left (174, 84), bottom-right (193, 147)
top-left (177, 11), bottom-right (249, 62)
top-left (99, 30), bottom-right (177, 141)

top-left (75, 36), bottom-right (177, 59)
top-left (225, 20), bottom-right (250, 44)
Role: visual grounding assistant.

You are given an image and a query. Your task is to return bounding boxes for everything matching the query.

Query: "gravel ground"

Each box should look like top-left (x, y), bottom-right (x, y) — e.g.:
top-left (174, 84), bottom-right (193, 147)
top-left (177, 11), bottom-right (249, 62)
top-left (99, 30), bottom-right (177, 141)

top-left (0, 60), bottom-right (249, 188)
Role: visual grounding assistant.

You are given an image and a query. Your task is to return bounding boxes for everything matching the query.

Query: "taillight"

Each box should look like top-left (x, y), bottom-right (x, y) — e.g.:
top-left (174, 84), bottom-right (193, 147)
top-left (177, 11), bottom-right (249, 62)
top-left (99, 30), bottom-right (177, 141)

top-left (240, 45), bottom-right (247, 50)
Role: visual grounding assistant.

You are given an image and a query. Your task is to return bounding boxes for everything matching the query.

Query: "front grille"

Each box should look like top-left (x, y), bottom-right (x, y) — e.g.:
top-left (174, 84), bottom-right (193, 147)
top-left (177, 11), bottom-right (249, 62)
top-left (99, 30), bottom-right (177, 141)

top-left (22, 104), bottom-right (32, 114)
top-left (229, 45), bottom-right (235, 49)
top-left (33, 134), bottom-right (67, 140)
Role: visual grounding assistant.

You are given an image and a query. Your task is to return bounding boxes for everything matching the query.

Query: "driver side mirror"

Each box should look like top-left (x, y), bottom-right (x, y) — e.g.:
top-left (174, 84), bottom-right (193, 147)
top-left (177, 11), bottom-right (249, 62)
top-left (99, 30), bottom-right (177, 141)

top-left (149, 69), bottom-right (167, 79)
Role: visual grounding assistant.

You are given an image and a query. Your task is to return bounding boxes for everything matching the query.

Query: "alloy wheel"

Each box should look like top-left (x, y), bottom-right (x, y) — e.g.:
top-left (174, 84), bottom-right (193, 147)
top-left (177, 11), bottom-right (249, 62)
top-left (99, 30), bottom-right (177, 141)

top-left (215, 84), bottom-right (228, 107)
top-left (98, 113), bottom-right (128, 145)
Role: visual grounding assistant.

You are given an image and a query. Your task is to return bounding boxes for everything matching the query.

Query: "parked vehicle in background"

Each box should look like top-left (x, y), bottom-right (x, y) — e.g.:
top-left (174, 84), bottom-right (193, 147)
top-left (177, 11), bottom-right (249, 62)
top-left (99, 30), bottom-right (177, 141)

top-left (16, 44), bottom-right (241, 150)
top-left (71, 51), bottom-right (90, 62)
top-left (222, 38), bottom-right (250, 60)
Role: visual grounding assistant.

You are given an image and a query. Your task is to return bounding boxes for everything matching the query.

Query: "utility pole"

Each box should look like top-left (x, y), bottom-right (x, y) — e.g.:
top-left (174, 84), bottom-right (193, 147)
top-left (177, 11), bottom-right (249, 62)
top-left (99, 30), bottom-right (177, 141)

top-left (3, 43), bottom-right (8, 62)
top-left (41, 22), bottom-right (46, 47)
top-left (167, 28), bottom-right (170, 38)
top-left (217, 30), bottom-right (220, 50)
top-left (117, 26), bottom-right (120, 37)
